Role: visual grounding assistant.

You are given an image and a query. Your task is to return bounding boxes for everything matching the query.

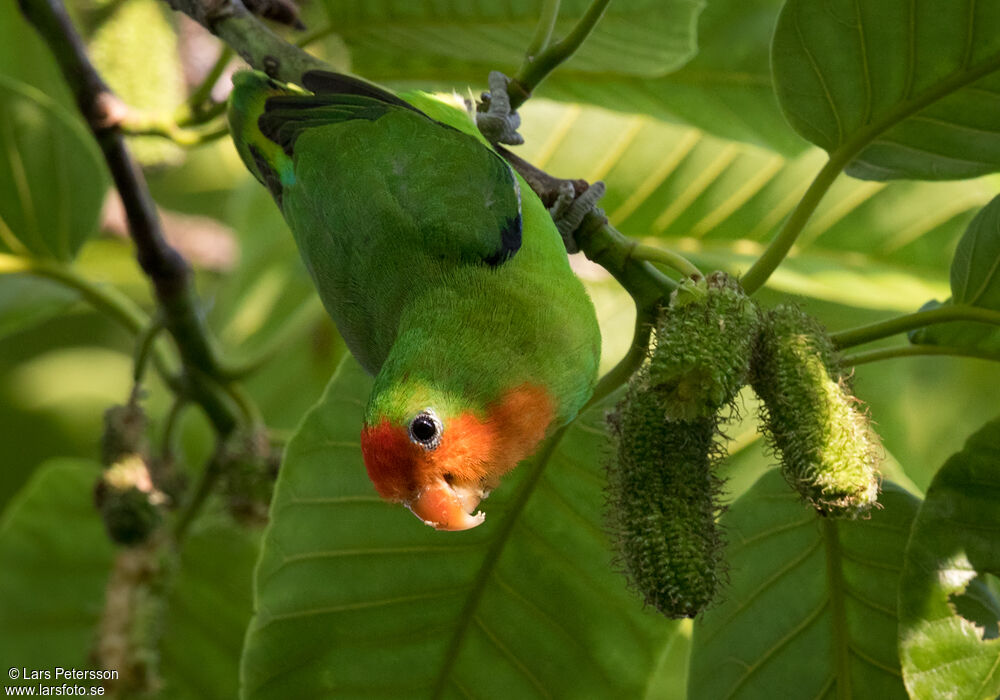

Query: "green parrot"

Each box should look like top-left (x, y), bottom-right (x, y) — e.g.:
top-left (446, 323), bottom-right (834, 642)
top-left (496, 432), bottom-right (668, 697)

top-left (227, 69), bottom-right (601, 530)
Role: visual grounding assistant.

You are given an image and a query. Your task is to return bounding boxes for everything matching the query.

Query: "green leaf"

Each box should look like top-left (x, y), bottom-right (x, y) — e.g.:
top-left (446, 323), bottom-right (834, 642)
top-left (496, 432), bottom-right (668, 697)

top-left (159, 524), bottom-right (260, 700)
top-left (0, 1), bottom-right (73, 109)
top-left (515, 99), bottom-right (993, 310)
top-left (0, 460), bottom-right (260, 698)
top-left (0, 458), bottom-right (113, 668)
top-left (0, 274), bottom-right (78, 340)
top-left (540, 0), bottom-right (807, 154)
top-left (0, 76), bottom-right (108, 261)
top-left (241, 356), bottom-right (679, 699)
top-left (952, 195), bottom-right (1000, 311)
top-left (772, 0), bottom-right (1000, 181)
top-left (909, 195), bottom-right (1000, 352)
top-left (898, 416), bottom-right (1000, 700)
top-left (322, 0), bottom-right (703, 81)
top-left (688, 471), bottom-right (918, 699)
top-left (325, 0), bottom-right (804, 154)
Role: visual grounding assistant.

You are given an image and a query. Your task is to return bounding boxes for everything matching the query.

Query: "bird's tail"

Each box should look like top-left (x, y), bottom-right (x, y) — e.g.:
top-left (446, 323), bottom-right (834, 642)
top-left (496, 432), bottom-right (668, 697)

top-left (226, 70), bottom-right (301, 198)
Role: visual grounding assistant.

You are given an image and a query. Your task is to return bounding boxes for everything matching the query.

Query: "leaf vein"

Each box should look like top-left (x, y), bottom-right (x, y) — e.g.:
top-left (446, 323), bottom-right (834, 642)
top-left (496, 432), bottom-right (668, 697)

top-left (473, 615), bottom-right (553, 698)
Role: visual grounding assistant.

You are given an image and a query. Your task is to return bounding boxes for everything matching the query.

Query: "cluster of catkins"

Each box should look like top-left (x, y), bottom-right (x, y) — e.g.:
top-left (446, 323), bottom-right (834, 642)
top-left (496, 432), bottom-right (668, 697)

top-left (96, 403), bottom-right (275, 545)
top-left (606, 272), bottom-right (881, 619)
top-left (96, 403), bottom-right (171, 546)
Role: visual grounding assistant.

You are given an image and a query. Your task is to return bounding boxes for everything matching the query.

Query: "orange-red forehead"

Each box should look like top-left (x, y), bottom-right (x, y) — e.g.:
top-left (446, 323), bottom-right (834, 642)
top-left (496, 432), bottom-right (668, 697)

top-left (360, 420), bottom-right (417, 501)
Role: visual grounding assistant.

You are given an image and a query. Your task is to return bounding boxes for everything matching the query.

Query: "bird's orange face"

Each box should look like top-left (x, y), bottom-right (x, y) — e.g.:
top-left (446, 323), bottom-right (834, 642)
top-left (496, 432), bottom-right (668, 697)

top-left (360, 384), bottom-right (554, 530)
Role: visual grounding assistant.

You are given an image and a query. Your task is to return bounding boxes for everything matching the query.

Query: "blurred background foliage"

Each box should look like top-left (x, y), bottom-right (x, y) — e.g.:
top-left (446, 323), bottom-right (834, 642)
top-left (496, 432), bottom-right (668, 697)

top-left (1, 0), bottom-right (999, 697)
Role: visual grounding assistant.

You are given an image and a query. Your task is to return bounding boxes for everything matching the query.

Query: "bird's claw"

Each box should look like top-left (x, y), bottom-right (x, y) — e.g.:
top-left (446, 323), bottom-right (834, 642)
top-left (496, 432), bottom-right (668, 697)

top-left (476, 71), bottom-right (525, 146)
top-left (549, 181), bottom-right (607, 254)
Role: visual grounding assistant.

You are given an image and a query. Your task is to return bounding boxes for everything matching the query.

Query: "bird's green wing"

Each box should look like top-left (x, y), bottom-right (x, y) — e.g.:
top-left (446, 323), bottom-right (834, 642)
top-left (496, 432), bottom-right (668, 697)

top-left (245, 70), bottom-right (523, 267)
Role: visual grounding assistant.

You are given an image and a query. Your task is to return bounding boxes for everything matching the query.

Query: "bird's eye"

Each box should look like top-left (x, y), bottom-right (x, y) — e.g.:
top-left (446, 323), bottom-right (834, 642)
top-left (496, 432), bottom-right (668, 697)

top-left (408, 411), bottom-right (442, 449)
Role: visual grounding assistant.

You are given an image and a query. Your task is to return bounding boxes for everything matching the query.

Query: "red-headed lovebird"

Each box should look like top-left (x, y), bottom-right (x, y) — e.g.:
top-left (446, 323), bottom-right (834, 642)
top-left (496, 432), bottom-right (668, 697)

top-left (227, 69), bottom-right (601, 530)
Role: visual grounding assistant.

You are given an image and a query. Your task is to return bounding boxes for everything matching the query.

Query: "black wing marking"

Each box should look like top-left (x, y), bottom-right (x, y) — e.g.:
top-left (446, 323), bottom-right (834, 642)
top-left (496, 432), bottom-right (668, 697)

top-left (302, 70), bottom-right (425, 115)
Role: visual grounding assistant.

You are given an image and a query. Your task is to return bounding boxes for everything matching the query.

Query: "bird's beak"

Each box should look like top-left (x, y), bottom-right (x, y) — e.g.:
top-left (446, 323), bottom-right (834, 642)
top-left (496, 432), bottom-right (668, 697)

top-left (407, 479), bottom-right (486, 531)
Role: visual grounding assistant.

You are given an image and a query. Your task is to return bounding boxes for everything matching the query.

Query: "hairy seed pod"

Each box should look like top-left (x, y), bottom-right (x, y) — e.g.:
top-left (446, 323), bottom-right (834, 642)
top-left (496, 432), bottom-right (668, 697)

top-left (95, 455), bottom-right (167, 546)
top-left (101, 403), bottom-right (148, 467)
top-left (751, 305), bottom-right (881, 518)
top-left (606, 373), bottom-right (726, 618)
top-left (219, 429), bottom-right (279, 525)
top-left (648, 272), bottom-right (759, 420)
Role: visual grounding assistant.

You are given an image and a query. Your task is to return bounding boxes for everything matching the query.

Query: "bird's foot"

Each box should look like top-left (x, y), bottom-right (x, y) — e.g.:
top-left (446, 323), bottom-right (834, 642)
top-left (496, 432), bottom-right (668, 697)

top-left (476, 71), bottom-right (525, 146)
top-left (549, 180), bottom-right (607, 254)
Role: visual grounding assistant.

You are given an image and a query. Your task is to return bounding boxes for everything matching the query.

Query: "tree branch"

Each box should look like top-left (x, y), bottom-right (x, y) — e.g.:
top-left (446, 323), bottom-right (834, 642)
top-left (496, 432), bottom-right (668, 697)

top-left (18, 0), bottom-right (240, 435)
top-left (164, 0), bottom-right (328, 82)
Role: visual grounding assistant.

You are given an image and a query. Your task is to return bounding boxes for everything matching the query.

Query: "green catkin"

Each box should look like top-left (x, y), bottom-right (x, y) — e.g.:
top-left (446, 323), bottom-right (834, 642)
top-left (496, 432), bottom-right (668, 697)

top-left (606, 371), bottom-right (727, 619)
top-left (648, 272), bottom-right (759, 420)
top-left (751, 305), bottom-right (881, 518)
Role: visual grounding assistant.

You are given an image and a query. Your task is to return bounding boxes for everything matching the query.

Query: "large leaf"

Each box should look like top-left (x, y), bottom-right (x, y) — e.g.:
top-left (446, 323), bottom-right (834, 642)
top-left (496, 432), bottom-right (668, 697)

top-left (0, 273), bottom-right (78, 340)
top-left (0, 458), bottom-right (261, 698)
top-left (0, 0), bottom-right (72, 109)
top-left (319, 0), bottom-right (703, 81)
top-left (688, 471), bottom-right (918, 699)
top-left (241, 356), bottom-right (681, 699)
top-left (772, 0), bottom-right (1000, 181)
top-left (0, 76), bottom-right (108, 260)
top-left (952, 195), bottom-right (1000, 312)
top-left (539, 0), bottom-right (806, 154)
top-left (514, 99), bottom-right (994, 310)
top-left (898, 416), bottom-right (1000, 700)
top-left (910, 194), bottom-right (1000, 353)
top-left (322, 0), bottom-right (804, 154)
top-left (159, 523), bottom-right (261, 699)
top-left (0, 459), bottom-right (113, 668)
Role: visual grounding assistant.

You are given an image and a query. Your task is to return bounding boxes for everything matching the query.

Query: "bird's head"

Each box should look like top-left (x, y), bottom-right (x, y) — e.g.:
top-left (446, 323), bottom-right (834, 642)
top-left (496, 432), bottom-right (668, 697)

top-left (360, 381), bottom-right (554, 531)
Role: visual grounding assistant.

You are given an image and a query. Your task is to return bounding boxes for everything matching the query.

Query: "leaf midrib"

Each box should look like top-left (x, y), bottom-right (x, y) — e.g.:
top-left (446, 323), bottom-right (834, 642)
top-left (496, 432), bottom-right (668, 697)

top-left (429, 425), bottom-right (568, 700)
top-left (822, 518), bottom-right (852, 700)
top-left (833, 43), bottom-right (1000, 168)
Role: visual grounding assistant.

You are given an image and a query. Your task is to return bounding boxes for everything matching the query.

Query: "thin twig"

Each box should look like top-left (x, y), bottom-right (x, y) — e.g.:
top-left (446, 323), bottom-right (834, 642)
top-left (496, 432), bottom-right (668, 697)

top-left (172, 448), bottom-right (223, 541)
top-left (0, 253), bottom-right (177, 382)
top-left (160, 395), bottom-right (188, 460)
top-left (510, 0), bottom-right (612, 110)
top-left (584, 303), bottom-right (656, 410)
top-left (177, 45), bottom-right (234, 125)
top-left (832, 304), bottom-right (1000, 349)
top-left (523, 0), bottom-right (561, 61)
top-left (843, 344), bottom-right (1000, 366)
top-left (740, 154), bottom-right (846, 294)
top-left (132, 317), bottom-right (165, 385)
top-left (122, 114), bottom-right (229, 146)
top-left (630, 243), bottom-right (701, 279)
